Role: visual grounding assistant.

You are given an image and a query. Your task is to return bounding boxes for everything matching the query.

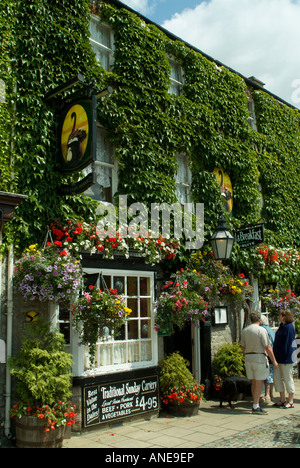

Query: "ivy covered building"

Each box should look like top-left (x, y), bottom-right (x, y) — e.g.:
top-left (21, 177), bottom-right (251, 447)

top-left (1, 0), bottom-right (300, 437)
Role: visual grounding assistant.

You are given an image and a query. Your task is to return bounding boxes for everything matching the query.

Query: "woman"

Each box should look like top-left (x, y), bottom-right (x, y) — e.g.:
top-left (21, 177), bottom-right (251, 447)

top-left (260, 315), bottom-right (275, 402)
top-left (273, 310), bottom-right (296, 408)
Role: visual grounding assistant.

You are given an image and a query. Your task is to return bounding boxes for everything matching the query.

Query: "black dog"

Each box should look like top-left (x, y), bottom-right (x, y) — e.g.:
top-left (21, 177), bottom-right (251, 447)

top-left (219, 376), bottom-right (252, 408)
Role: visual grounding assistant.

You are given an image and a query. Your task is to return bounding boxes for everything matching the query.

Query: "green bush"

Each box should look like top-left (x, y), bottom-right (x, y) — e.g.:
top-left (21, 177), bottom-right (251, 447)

top-left (8, 320), bottom-right (73, 406)
top-left (213, 342), bottom-right (246, 378)
top-left (159, 352), bottom-right (196, 394)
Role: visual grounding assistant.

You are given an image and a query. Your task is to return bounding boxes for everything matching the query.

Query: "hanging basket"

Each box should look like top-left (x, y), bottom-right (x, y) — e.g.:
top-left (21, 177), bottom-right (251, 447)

top-left (15, 416), bottom-right (66, 448)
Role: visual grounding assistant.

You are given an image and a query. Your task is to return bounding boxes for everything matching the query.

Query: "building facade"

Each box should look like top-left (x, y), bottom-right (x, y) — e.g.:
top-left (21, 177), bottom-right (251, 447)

top-left (1, 0), bottom-right (300, 437)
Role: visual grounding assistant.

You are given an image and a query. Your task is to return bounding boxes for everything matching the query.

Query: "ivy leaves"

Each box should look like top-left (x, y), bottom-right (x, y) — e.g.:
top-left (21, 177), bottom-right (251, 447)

top-left (1, 0), bottom-right (300, 258)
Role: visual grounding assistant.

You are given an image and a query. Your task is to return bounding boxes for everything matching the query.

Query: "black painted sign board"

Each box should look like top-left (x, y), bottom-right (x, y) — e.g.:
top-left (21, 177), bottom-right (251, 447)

top-left (235, 224), bottom-right (264, 249)
top-left (83, 375), bottom-right (159, 427)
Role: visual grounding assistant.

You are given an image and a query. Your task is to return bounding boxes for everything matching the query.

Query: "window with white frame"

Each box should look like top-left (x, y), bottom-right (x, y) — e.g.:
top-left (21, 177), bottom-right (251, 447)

top-left (81, 269), bottom-right (157, 374)
top-left (168, 59), bottom-right (184, 96)
top-left (89, 15), bottom-right (114, 71)
top-left (83, 125), bottom-right (118, 203)
top-left (175, 153), bottom-right (192, 205)
top-left (246, 92), bottom-right (257, 130)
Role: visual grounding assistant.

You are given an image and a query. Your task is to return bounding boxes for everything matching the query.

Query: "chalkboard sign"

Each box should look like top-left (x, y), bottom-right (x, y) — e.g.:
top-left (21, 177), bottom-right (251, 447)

top-left (83, 375), bottom-right (159, 427)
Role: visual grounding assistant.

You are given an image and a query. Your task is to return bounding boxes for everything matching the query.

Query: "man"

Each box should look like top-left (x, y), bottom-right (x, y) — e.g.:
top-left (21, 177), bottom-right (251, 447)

top-left (241, 312), bottom-right (278, 415)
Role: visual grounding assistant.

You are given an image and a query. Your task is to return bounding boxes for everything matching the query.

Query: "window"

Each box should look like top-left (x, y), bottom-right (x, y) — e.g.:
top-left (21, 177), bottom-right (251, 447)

top-left (81, 269), bottom-right (157, 375)
top-left (89, 15), bottom-right (114, 71)
top-left (246, 91), bottom-right (257, 130)
top-left (168, 59), bottom-right (184, 96)
top-left (175, 153), bottom-right (192, 205)
top-left (83, 126), bottom-right (118, 203)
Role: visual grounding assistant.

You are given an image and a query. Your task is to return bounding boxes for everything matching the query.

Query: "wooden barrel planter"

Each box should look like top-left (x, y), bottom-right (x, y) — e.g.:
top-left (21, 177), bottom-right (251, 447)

top-left (15, 416), bottom-right (65, 448)
top-left (167, 401), bottom-right (200, 417)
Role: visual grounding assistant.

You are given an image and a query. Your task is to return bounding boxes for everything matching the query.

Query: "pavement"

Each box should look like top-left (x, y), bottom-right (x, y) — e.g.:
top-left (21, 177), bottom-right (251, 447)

top-left (63, 378), bottom-right (300, 449)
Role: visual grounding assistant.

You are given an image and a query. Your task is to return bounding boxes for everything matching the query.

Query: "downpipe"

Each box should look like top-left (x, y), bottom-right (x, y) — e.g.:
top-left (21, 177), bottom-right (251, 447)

top-left (4, 246), bottom-right (13, 438)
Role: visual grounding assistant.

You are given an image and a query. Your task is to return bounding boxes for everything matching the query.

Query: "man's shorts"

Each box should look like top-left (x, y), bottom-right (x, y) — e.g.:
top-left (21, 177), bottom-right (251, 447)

top-left (245, 360), bottom-right (270, 381)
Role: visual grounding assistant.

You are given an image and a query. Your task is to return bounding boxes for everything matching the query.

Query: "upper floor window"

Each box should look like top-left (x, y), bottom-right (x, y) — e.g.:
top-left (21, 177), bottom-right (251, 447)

top-left (83, 126), bottom-right (118, 203)
top-left (175, 153), bottom-right (192, 205)
top-left (246, 91), bottom-right (257, 130)
top-left (168, 59), bottom-right (184, 96)
top-left (89, 15), bottom-right (114, 71)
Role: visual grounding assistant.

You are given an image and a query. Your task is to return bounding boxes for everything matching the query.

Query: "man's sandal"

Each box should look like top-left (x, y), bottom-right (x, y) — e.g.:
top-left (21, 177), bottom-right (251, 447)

top-left (272, 401), bottom-right (286, 407)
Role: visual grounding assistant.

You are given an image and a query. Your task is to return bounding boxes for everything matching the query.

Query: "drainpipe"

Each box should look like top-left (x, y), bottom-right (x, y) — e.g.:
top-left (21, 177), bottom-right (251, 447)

top-left (4, 245), bottom-right (13, 438)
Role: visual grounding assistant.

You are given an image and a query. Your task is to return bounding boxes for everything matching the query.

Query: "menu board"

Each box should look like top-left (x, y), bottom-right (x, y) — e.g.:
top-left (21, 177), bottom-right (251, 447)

top-left (83, 375), bottom-right (159, 427)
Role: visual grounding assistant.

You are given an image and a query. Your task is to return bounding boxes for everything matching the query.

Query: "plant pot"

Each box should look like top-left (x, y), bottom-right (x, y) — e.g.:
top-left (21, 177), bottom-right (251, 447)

top-left (15, 416), bottom-right (65, 448)
top-left (167, 401), bottom-right (200, 417)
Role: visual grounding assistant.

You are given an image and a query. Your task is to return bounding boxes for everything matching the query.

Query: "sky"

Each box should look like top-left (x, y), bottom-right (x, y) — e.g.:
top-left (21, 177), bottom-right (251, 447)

top-left (118, 0), bottom-right (300, 108)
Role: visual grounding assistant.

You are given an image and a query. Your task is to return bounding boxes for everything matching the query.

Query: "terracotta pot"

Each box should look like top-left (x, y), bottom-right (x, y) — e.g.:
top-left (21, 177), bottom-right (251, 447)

top-left (15, 416), bottom-right (65, 448)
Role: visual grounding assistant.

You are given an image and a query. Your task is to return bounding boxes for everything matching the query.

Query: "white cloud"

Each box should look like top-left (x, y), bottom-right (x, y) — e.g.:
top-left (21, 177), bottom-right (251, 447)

top-left (162, 0), bottom-right (300, 107)
top-left (119, 0), bottom-right (154, 16)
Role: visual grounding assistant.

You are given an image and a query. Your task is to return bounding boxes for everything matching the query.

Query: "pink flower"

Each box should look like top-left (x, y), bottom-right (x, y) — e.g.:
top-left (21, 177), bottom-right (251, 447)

top-left (84, 292), bottom-right (91, 302)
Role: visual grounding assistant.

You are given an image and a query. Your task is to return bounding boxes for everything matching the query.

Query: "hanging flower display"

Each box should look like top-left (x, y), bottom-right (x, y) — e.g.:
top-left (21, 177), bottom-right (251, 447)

top-left (13, 244), bottom-right (82, 304)
top-left (154, 269), bottom-right (214, 335)
top-left (49, 220), bottom-right (179, 264)
top-left (72, 286), bottom-right (132, 364)
top-left (262, 288), bottom-right (300, 334)
top-left (154, 263), bottom-right (254, 335)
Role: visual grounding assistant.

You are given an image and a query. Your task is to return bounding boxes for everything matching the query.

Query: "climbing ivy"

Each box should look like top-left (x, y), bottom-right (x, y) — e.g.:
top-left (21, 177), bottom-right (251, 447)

top-left (0, 0), bottom-right (300, 265)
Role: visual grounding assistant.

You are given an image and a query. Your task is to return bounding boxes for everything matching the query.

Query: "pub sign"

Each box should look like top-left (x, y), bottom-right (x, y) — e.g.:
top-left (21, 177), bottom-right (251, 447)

top-left (57, 96), bottom-right (97, 174)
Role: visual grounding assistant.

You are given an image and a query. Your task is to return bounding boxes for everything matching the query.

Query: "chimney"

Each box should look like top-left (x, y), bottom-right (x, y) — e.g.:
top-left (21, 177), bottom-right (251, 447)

top-left (248, 76), bottom-right (265, 88)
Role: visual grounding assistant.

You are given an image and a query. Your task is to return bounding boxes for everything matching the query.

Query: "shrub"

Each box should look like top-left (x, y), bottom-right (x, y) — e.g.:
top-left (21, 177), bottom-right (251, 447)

top-left (213, 342), bottom-right (246, 378)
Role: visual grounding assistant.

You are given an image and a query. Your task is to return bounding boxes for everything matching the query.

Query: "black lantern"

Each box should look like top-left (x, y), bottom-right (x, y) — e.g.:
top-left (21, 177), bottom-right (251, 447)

top-left (211, 211), bottom-right (234, 260)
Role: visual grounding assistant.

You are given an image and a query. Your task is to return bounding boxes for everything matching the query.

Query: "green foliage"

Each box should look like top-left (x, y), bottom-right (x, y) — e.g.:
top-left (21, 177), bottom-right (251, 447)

top-left (159, 351), bottom-right (196, 394)
top-left (8, 321), bottom-right (73, 406)
top-left (213, 342), bottom-right (246, 378)
top-left (1, 0), bottom-right (300, 260)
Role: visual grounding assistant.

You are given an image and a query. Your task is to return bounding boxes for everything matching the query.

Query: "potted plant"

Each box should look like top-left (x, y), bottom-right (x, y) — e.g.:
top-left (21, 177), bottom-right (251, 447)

top-left (159, 352), bottom-right (205, 417)
top-left (72, 285), bottom-right (132, 365)
top-left (9, 321), bottom-right (77, 448)
top-left (13, 244), bottom-right (82, 304)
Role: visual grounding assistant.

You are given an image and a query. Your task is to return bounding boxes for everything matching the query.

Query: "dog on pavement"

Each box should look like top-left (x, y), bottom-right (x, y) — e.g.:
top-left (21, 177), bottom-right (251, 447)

top-left (219, 376), bottom-right (252, 408)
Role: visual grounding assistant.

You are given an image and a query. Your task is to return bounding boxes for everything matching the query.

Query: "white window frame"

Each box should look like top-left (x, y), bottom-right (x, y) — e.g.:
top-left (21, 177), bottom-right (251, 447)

top-left (72, 269), bottom-right (158, 377)
top-left (175, 153), bottom-right (192, 206)
top-left (168, 58), bottom-right (184, 96)
top-left (247, 95), bottom-right (257, 130)
top-left (83, 125), bottom-right (118, 203)
top-left (89, 14), bottom-right (114, 71)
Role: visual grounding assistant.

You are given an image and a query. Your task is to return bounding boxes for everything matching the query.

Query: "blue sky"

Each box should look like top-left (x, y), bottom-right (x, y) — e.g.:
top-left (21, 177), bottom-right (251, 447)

top-left (118, 0), bottom-right (300, 108)
top-left (143, 0), bottom-right (202, 24)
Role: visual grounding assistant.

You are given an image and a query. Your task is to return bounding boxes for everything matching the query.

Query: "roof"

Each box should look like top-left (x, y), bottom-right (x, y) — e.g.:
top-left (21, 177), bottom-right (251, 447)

top-left (103, 0), bottom-right (299, 111)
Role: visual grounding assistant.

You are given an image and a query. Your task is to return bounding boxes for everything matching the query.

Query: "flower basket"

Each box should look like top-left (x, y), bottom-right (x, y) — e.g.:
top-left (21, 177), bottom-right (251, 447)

top-left (15, 415), bottom-right (66, 448)
top-left (154, 271), bottom-right (213, 335)
top-left (262, 288), bottom-right (300, 332)
top-left (72, 281), bottom-right (132, 365)
top-left (13, 243), bottom-right (82, 304)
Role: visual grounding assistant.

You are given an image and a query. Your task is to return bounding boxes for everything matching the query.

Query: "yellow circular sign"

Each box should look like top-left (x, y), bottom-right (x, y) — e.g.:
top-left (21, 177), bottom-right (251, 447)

top-left (25, 311), bottom-right (39, 322)
top-left (213, 168), bottom-right (233, 214)
top-left (61, 104), bottom-right (89, 164)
